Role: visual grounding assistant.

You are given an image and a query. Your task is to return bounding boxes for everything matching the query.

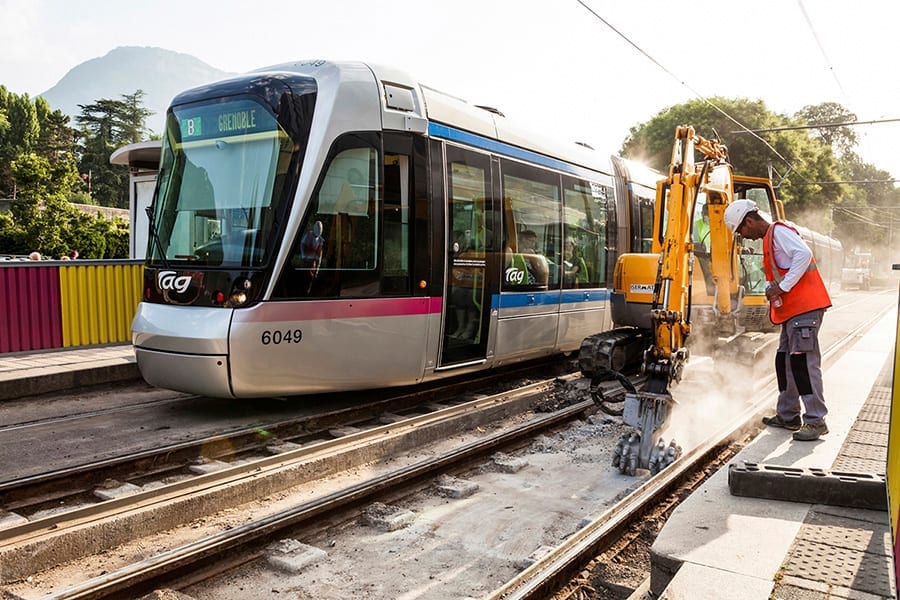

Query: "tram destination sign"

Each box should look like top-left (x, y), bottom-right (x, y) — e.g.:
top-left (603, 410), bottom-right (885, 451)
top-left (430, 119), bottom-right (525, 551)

top-left (177, 99), bottom-right (276, 141)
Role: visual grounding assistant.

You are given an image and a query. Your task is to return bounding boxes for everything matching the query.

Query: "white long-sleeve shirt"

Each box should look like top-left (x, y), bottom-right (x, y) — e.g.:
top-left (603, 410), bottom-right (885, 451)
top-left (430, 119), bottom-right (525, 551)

top-left (769, 223), bottom-right (812, 292)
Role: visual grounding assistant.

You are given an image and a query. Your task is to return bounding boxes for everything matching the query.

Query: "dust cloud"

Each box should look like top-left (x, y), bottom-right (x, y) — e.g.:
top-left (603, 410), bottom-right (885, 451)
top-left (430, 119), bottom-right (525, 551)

top-left (661, 353), bottom-right (762, 454)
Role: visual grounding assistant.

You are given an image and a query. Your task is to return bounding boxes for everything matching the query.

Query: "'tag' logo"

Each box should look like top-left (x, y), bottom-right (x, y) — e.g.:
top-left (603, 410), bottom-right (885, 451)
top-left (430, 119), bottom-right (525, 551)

top-left (505, 267), bottom-right (526, 285)
top-left (158, 270), bottom-right (192, 294)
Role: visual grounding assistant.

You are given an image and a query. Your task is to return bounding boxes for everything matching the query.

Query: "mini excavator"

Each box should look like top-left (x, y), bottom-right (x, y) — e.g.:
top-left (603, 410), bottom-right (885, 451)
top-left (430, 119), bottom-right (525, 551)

top-left (583, 126), bottom-right (744, 475)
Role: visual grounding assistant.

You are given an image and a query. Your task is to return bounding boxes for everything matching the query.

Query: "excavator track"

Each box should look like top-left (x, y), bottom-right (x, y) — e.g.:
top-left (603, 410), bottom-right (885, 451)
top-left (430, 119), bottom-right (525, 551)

top-left (577, 327), bottom-right (650, 378)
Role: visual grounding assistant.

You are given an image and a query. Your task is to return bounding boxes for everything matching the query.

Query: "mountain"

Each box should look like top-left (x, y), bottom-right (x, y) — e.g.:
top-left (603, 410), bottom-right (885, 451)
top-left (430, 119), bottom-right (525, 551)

top-left (39, 46), bottom-right (236, 136)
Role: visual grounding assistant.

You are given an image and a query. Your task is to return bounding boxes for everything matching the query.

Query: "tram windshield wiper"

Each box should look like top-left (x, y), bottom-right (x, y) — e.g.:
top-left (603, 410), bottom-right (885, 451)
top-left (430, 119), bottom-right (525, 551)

top-left (145, 166), bottom-right (169, 269)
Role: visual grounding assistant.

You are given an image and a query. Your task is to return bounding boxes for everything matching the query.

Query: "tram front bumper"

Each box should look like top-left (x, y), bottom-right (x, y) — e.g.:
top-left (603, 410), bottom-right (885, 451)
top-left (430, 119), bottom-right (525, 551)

top-left (131, 302), bottom-right (234, 398)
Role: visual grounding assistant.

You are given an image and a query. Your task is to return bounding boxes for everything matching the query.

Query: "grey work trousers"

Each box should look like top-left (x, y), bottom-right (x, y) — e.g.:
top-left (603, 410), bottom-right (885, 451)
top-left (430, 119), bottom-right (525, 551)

top-left (775, 308), bottom-right (827, 426)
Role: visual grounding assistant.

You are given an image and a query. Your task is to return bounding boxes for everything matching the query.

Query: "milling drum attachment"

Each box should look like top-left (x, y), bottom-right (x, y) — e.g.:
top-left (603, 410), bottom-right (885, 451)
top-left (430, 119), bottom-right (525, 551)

top-left (611, 391), bottom-right (682, 475)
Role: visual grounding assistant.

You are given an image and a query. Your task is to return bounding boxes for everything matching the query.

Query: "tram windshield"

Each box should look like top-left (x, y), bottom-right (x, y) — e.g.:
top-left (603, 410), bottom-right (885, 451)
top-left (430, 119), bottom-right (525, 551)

top-left (148, 96), bottom-right (297, 268)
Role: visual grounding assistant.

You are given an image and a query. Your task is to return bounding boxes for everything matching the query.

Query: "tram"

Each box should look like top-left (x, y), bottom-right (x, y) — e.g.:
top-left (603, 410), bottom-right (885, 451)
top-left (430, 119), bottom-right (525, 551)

top-left (132, 60), bottom-right (659, 398)
top-left (131, 60), bottom-right (842, 399)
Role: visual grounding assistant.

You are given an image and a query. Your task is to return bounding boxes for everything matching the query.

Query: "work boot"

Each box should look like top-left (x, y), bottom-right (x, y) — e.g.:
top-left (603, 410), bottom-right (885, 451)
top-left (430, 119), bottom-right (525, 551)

top-left (762, 414), bottom-right (801, 431)
top-left (793, 422), bottom-right (828, 441)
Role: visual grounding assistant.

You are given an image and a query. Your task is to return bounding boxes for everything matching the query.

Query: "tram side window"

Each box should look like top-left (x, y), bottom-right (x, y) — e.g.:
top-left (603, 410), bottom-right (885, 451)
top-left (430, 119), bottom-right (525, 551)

top-left (273, 133), bottom-right (381, 298)
top-left (446, 150), bottom-right (492, 344)
top-left (635, 192), bottom-right (655, 253)
top-left (563, 177), bottom-right (609, 288)
top-left (501, 160), bottom-right (561, 290)
top-left (381, 152), bottom-right (411, 295)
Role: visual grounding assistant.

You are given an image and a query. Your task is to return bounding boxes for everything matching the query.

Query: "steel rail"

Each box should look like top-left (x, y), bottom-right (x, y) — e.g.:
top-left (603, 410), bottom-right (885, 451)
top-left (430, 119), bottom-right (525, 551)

top-left (0, 359), bottom-right (569, 506)
top-left (8, 296), bottom-right (888, 598)
top-left (43, 397), bottom-right (593, 599)
top-left (0, 376), bottom-right (562, 547)
top-left (485, 302), bottom-right (891, 599)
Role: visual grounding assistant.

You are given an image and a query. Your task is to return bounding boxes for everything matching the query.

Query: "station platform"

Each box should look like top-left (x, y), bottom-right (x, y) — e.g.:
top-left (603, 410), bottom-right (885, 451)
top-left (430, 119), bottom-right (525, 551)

top-left (0, 344), bottom-right (137, 401)
top-left (651, 308), bottom-right (898, 599)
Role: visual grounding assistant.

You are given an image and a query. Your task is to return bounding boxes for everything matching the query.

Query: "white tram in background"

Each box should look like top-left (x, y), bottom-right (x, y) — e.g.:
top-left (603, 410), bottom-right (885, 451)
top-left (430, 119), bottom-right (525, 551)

top-left (132, 60), bottom-right (663, 398)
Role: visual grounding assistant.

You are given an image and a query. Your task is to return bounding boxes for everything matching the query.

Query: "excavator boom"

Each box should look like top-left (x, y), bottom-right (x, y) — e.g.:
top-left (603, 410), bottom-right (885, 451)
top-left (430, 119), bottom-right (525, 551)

top-left (609, 125), bottom-right (740, 475)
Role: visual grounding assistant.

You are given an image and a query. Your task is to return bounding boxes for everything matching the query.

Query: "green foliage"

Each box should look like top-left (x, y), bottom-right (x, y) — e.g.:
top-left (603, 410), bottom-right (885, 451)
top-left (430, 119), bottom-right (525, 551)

top-left (830, 153), bottom-right (900, 249)
top-left (78, 133), bottom-right (128, 208)
top-left (795, 102), bottom-right (858, 157)
top-left (617, 98), bottom-right (900, 248)
top-left (75, 90), bottom-right (151, 208)
top-left (67, 190), bottom-right (95, 205)
top-left (0, 87), bottom-right (147, 258)
top-left (0, 86), bottom-right (40, 196)
top-left (0, 211), bottom-right (27, 254)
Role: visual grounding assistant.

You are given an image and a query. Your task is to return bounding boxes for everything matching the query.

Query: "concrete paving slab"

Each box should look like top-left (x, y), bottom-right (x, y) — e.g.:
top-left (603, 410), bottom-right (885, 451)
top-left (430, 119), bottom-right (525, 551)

top-left (516, 544), bottom-right (555, 569)
top-left (188, 459), bottom-right (230, 475)
top-left (657, 562), bottom-right (775, 600)
top-left (93, 480), bottom-right (143, 501)
top-left (0, 344), bottom-right (138, 400)
top-left (328, 426), bottom-right (362, 437)
top-left (0, 510), bottom-right (28, 529)
top-left (265, 441), bottom-right (304, 455)
top-left (489, 452), bottom-right (529, 473)
top-left (650, 309), bottom-right (897, 598)
top-left (265, 539), bottom-right (327, 574)
top-left (361, 502), bottom-right (416, 531)
top-left (434, 474), bottom-right (480, 498)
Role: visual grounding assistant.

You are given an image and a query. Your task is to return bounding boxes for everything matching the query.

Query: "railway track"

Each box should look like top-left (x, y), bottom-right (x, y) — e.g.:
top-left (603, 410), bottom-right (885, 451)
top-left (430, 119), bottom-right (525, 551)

top-left (0, 358), bottom-right (572, 519)
top-left (2, 373), bottom-right (599, 598)
top-left (0, 290), bottom-right (889, 599)
top-left (492, 295), bottom-right (893, 600)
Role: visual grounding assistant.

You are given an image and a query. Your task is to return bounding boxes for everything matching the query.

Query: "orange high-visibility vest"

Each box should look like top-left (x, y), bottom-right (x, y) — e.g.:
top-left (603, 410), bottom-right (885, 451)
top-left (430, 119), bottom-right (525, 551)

top-left (763, 222), bottom-right (832, 324)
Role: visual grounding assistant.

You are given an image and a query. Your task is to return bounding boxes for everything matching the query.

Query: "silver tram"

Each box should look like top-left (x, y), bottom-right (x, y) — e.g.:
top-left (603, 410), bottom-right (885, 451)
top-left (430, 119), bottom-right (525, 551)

top-left (132, 60), bottom-right (659, 398)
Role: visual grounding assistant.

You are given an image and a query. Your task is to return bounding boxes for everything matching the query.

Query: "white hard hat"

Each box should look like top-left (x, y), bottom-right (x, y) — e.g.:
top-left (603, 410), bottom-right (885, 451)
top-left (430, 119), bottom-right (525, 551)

top-left (724, 199), bottom-right (759, 233)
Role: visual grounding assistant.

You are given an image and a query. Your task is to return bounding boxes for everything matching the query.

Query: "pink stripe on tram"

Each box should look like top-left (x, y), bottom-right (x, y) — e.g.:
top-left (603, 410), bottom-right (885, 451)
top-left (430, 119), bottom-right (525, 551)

top-left (237, 296), bottom-right (444, 323)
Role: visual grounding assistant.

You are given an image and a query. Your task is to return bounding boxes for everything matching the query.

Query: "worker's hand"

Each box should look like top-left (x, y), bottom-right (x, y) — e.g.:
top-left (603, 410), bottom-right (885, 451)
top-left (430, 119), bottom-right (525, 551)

top-left (765, 283), bottom-right (783, 301)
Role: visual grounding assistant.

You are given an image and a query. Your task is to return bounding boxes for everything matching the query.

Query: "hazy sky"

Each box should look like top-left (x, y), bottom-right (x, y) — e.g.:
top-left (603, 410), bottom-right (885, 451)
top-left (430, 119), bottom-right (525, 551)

top-left (2, 0), bottom-right (899, 180)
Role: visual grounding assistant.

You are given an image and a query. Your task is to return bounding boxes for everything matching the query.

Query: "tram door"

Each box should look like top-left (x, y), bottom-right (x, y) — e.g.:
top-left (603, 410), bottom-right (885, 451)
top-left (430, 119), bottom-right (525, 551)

top-left (440, 146), bottom-right (496, 365)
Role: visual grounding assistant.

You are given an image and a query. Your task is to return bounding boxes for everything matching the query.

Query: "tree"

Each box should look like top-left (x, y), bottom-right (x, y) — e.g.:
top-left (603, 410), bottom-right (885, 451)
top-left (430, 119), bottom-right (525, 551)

top-left (830, 153), bottom-right (899, 249)
top-left (119, 90), bottom-right (154, 145)
top-left (0, 87), bottom-right (40, 198)
top-left (0, 91), bottom-right (133, 258)
top-left (75, 90), bottom-right (152, 208)
top-left (621, 97), bottom-right (900, 255)
top-left (795, 102), bottom-right (858, 157)
top-left (620, 96), bottom-right (842, 218)
top-left (35, 97), bottom-right (78, 165)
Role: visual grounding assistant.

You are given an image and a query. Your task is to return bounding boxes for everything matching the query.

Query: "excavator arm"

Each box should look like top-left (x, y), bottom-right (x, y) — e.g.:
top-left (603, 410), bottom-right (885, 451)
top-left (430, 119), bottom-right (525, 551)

top-left (610, 126), bottom-right (740, 474)
top-left (644, 126), bottom-right (737, 388)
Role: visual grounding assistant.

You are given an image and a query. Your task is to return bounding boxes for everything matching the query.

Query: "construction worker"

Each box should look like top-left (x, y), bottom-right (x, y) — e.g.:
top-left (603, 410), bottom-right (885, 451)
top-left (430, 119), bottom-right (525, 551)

top-left (724, 199), bottom-right (832, 441)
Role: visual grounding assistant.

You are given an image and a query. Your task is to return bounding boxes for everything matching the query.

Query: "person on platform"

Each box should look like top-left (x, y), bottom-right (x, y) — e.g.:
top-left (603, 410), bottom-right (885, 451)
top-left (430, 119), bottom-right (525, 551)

top-left (724, 199), bottom-right (832, 441)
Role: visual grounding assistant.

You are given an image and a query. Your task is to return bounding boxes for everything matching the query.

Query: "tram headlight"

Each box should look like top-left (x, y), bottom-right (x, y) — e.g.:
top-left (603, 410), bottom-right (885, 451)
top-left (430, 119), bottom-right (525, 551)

top-left (229, 291), bottom-right (248, 306)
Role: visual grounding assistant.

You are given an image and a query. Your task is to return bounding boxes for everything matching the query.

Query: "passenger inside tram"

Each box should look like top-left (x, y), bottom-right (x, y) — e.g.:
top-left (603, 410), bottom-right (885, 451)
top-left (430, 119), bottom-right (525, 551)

top-left (563, 239), bottom-right (589, 287)
top-left (515, 229), bottom-right (549, 288)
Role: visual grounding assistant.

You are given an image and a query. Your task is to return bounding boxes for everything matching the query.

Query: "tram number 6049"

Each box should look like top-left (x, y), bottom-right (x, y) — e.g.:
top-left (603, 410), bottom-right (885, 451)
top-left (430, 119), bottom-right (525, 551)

top-left (261, 329), bottom-right (303, 345)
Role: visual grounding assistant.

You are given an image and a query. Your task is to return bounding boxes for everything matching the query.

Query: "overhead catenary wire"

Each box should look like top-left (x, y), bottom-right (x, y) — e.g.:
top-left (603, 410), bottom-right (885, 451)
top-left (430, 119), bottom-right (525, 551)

top-left (574, 0), bottom-right (797, 172)
top-left (793, 179), bottom-right (900, 186)
top-left (797, 0), bottom-right (850, 103)
top-left (730, 117), bottom-right (900, 134)
top-left (831, 206), bottom-right (891, 228)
